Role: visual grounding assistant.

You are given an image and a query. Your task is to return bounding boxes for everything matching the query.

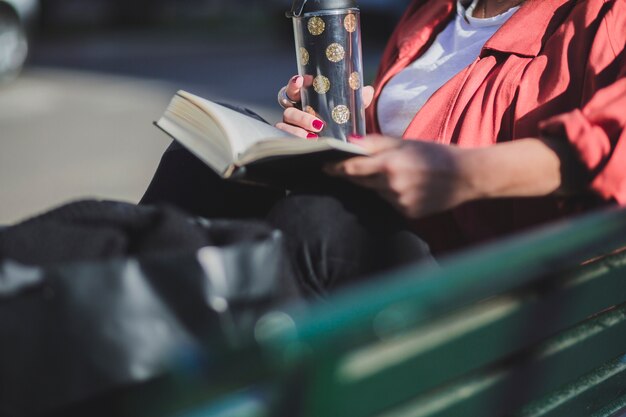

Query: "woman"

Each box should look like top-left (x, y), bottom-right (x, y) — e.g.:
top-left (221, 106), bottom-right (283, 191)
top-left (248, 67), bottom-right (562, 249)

top-left (276, 0), bottom-right (625, 252)
top-left (143, 0), bottom-right (625, 296)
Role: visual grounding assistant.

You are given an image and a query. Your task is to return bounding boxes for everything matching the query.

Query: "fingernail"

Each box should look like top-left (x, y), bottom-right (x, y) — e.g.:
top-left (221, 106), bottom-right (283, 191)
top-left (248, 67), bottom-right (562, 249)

top-left (307, 133), bottom-right (319, 139)
top-left (292, 76), bottom-right (301, 84)
top-left (348, 134), bottom-right (364, 142)
top-left (312, 119), bottom-right (325, 130)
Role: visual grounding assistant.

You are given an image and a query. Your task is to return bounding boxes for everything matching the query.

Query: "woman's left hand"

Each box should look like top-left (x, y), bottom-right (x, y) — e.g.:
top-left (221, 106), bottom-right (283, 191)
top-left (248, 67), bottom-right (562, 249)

top-left (325, 135), bottom-right (483, 219)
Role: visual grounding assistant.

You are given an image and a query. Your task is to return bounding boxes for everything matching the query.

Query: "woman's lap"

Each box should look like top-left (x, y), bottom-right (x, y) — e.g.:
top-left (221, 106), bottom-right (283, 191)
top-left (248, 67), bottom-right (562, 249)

top-left (141, 142), bottom-right (435, 297)
top-left (141, 141), bottom-right (286, 218)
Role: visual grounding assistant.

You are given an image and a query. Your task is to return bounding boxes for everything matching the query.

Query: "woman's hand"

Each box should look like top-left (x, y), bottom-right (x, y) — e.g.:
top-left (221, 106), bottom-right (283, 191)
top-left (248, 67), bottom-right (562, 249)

top-left (275, 75), bottom-right (375, 139)
top-left (325, 135), bottom-right (483, 218)
top-left (325, 135), bottom-right (572, 219)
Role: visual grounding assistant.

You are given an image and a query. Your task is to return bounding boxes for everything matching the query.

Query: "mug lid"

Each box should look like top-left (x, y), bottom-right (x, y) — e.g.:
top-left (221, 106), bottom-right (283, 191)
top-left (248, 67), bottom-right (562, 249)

top-left (288, 0), bottom-right (358, 17)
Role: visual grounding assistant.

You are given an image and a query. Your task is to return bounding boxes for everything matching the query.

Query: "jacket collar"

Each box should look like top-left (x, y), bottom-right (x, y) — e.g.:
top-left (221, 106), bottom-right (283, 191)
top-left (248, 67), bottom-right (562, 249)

top-left (395, 0), bottom-right (456, 61)
top-left (481, 0), bottom-right (574, 57)
top-left (395, 0), bottom-right (574, 60)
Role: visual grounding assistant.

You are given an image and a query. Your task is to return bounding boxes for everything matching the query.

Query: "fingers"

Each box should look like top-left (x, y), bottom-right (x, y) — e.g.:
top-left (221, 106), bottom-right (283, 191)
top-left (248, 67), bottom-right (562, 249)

top-left (324, 136), bottom-right (402, 177)
top-left (276, 85), bottom-right (325, 137)
top-left (363, 86), bottom-right (375, 109)
top-left (285, 75), bottom-right (304, 103)
top-left (283, 107), bottom-right (325, 132)
top-left (275, 122), bottom-right (318, 139)
top-left (349, 134), bottom-right (402, 153)
top-left (325, 155), bottom-right (387, 178)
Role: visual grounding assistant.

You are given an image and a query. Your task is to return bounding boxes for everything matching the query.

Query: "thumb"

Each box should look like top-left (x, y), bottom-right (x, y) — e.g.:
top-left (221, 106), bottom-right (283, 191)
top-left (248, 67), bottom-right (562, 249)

top-left (362, 86), bottom-right (375, 109)
top-left (285, 75), bottom-right (304, 103)
top-left (350, 134), bottom-right (402, 154)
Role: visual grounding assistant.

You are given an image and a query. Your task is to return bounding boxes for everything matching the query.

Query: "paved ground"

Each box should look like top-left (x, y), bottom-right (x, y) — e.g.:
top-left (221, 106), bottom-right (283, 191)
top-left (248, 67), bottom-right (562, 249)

top-left (0, 29), bottom-right (384, 224)
top-left (0, 69), bottom-right (175, 224)
top-left (0, 31), bottom-right (287, 224)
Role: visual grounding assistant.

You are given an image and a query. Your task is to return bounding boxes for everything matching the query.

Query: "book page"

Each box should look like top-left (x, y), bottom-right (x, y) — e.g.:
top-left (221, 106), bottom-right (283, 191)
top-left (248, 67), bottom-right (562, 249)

top-left (159, 93), bottom-right (235, 174)
top-left (179, 91), bottom-right (294, 159)
top-left (156, 116), bottom-right (231, 175)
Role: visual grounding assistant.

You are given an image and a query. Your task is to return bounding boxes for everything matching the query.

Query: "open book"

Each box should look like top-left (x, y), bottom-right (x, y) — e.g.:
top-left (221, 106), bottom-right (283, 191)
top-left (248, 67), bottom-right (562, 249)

top-left (155, 91), bottom-right (368, 185)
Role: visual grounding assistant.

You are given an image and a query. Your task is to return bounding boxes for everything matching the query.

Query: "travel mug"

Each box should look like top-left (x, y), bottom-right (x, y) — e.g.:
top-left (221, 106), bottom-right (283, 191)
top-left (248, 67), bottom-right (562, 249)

top-left (288, 0), bottom-right (366, 142)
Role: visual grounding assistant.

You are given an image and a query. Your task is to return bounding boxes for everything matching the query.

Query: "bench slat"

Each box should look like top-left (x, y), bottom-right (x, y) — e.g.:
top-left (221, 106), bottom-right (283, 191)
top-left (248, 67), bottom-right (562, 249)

top-left (170, 388), bottom-right (271, 417)
top-left (357, 304), bottom-right (626, 417)
top-left (596, 394), bottom-right (626, 417)
top-left (262, 250), bottom-right (626, 417)
top-left (515, 355), bottom-right (626, 417)
top-left (343, 252), bottom-right (624, 393)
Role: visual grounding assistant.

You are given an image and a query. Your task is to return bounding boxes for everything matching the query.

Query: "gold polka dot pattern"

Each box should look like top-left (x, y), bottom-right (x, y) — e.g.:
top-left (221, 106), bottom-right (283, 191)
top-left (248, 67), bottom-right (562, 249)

top-left (326, 43), bottom-right (345, 63)
top-left (332, 105), bottom-right (351, 124)
top-left (300, 47), bottom-right (310, 66)
top-left (344, 14), bottom-right (357, 33)
top-left (313, 75), bottom-right (331, 94)
top-left (349, 72), bottom-right (361, 90)
top-left (307, 17), bottom-right (325, 36)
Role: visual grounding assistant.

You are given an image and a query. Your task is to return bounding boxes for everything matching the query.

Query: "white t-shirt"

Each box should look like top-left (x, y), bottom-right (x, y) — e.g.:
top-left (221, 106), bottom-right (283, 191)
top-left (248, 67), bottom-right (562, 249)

top-left (377, 0), bottom-right (521, 138)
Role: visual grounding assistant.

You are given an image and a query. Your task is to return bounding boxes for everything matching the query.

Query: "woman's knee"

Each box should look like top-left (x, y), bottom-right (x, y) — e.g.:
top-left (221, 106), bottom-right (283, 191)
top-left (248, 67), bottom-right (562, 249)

top-left (267, 192), bottom-right (435, 296)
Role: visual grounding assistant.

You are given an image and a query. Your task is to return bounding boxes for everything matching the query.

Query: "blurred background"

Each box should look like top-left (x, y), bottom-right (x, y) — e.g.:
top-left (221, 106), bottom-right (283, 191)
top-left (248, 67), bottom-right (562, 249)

top-left (0, 0), bottom-right (410, 224)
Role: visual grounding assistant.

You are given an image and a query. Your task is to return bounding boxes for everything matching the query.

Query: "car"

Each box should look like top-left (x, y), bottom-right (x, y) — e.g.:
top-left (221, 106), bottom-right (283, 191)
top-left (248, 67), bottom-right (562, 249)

top-left (0, 0), bottom-right (38, 83)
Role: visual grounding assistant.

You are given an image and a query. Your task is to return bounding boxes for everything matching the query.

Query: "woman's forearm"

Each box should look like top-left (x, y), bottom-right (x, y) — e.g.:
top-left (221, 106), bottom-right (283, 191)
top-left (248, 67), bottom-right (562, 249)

top-left (462, 138), bottom-right (588, 200)
top-left (328, 135), bottom-right (590, 219)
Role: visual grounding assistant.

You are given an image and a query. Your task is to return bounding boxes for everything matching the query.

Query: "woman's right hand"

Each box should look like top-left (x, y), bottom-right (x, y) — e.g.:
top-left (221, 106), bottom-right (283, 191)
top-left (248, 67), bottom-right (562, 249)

top-left (275, 75), bottom-right (375, 139)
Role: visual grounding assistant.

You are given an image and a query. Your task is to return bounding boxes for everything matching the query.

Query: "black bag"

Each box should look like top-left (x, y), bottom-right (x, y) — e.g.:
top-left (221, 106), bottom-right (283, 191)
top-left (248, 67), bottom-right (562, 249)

top-left (0, 201), bottom-right (297, 417)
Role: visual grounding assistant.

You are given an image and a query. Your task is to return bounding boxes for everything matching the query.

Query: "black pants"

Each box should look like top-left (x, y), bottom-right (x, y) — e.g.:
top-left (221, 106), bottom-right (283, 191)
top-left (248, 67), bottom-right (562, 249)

top-left (141, 141), bottom-right (435, 298)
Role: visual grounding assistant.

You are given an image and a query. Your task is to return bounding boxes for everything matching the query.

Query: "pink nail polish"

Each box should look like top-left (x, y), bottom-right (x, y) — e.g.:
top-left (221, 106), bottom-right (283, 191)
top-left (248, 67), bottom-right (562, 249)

top-left (348, 134), bottom-right (364, 141)
top-left (312, 120), bottom-right (324, 130)
top-left (307, 133), bottom-right (319, 139)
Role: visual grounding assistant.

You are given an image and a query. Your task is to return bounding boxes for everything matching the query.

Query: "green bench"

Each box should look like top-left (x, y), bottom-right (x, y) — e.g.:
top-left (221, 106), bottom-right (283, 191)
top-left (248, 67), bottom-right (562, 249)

top-left (60, 207), bottom-right (626, 417)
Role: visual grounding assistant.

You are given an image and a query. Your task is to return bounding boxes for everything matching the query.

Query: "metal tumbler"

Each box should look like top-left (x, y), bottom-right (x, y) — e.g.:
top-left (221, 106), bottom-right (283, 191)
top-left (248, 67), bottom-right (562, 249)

top-left (288, 0), bottom-right (366, 142)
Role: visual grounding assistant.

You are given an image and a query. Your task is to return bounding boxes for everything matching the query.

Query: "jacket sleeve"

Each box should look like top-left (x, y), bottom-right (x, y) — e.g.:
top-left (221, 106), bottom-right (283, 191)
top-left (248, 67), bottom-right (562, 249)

top-left (539, 7), bottom-right (626, 204)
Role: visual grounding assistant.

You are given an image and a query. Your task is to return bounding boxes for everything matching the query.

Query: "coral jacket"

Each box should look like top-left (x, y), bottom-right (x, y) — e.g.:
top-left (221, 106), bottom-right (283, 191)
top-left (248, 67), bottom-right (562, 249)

top-left (367, 0), bottom-right (626, 254)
